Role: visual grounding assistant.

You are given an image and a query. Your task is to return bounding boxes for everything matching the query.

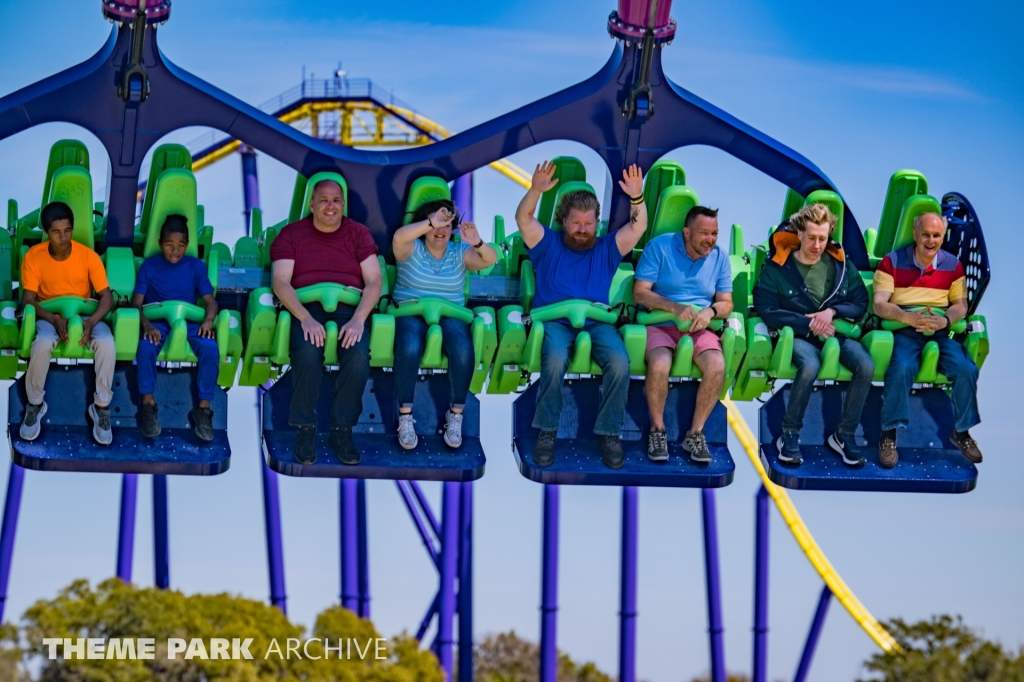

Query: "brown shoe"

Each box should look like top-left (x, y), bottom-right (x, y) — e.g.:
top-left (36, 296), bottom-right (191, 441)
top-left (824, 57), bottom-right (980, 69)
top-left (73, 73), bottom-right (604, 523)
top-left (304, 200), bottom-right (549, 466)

top-left (878, 435), bottom-right (898, 469)
top-left (950, 430), bottom-right (983, 464)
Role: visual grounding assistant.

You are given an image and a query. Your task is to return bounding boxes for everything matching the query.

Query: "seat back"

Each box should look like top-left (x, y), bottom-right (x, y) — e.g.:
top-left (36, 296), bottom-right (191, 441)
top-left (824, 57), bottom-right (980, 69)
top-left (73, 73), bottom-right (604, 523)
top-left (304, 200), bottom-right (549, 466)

top-left (873, 170), bottom-right (929, 258)
top-left (43, 166), bottom-right (95, 249)
top-left (649, 185), bottom-right (700, 240)
top-left (140, 144), bottom-right (192, 235)
top-left (41, 140), bottom-right (89, 210)
top-left (803, 189), bottom-right (845, 243)
top-left (780, 187), bottom-right (804, 224)
top-left (299, 172), bottom-right (349, 221)
top-left (403, 176), bottom-right (450, 225)
top-left (143, 169), bottom-right (199, 259)
top-left (609, 263), bottom-right (635, 308)
top-left (550, 181), bottom-right (597, 230)
top-left (642, 160), bottom-right (686, 245)
top-left (538, 156), bottom-right (587, 228)
top-left (892, 194), bottom-right (943, 252)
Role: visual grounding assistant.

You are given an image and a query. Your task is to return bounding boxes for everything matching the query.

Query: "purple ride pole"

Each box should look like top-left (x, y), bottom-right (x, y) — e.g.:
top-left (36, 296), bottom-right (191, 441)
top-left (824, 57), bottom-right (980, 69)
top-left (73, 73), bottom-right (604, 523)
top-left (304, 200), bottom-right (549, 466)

top-left (357, 479), bottom-right (370, 618)
top-left (340, 479), bottom-right (359, 611)
top-left (437, 482), bottom-right (461, 679)
top-left (0, 463), bottom-right (26, 622)
top-left (153, 474), bottom-right (169, 589)
top-left (753, 485), bottom-right (769, 682)
top-left (793, 585), bottom-right (832, 682)
top-left (451, 173), bottom-right (473, 224)
top-left (116, 473), bottom-right (138, 582)
top-left (239, 144), bottom-right (260, 233)
top-left (257, 385), bottom-right (288, 613)
top-left (701, 489), bottom-right (726, 682)
top-left (457, 481), bottom-right (474, 682)
top-left (619, 486), bottom-right (639, 682)
top-left (540, 484), bottom-right (560, 682)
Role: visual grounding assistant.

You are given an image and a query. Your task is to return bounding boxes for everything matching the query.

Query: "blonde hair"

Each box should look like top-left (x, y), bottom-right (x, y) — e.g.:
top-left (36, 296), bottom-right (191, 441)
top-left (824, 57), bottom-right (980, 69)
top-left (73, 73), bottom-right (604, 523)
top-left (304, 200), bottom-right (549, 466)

top-left (555, 190), bottom-right (600, 225)
top-left (789, 203), bottom-right (837, 234)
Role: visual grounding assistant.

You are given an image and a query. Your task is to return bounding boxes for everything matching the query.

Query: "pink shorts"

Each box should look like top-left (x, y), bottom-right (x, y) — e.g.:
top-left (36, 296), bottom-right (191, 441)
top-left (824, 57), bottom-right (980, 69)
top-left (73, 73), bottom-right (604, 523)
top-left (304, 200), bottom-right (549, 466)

top-left (645, 325), bottom-right (721, 358)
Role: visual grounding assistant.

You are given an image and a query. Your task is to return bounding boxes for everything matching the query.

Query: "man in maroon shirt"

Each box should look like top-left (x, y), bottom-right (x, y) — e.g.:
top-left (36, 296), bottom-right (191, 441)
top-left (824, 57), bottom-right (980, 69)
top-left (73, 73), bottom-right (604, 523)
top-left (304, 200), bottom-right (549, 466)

top-left (270, 178), bottom-right (382, 465)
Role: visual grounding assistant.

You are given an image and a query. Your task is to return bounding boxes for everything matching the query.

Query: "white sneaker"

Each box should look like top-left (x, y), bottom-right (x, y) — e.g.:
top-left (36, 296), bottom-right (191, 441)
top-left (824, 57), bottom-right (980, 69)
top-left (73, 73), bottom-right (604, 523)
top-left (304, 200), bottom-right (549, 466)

top-left (89, 403), bottom-right (113, 446)
top-left (19, 401), bottom-right (47, 441)
top-left (443, 410), bottom-right (464, 448)
top-left (397, 413), bottom-right (418, 450)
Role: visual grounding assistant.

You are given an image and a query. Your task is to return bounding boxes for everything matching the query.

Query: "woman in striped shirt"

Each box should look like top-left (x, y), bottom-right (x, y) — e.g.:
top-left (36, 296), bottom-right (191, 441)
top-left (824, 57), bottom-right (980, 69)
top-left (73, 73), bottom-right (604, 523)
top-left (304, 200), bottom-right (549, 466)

top-left (391, 200), bottom-right (498, 450)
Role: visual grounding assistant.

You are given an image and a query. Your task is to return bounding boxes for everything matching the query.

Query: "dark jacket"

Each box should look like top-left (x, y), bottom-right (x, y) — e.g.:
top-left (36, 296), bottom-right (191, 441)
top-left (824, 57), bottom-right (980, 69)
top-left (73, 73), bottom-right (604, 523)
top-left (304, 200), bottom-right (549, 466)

top-left (752, 228), bottom-right (868, 337)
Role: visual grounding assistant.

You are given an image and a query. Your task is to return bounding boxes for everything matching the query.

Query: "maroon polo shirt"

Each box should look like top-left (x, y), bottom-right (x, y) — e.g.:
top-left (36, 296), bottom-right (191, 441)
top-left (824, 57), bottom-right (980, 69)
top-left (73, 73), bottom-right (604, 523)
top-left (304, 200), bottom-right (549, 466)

top-left (270, 215), bottom-right (378, 289)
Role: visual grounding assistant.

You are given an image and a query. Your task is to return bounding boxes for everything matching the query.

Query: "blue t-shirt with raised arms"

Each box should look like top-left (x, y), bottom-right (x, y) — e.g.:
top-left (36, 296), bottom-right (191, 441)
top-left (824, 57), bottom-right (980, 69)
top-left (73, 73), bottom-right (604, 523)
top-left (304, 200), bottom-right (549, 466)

top-left (528, 227), bottom-right (623, 308)
top-left (635, 233), bottom-right (732, 309)
top-left (134, 254), bottom-right (214, 304)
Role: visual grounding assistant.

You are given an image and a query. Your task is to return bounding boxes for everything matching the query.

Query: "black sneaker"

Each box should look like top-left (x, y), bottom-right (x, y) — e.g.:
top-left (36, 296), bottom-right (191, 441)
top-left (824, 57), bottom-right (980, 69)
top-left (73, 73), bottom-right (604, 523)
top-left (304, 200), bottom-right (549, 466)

top-left (776, 430), bottom-right (803, 466)
top-left (189, 406), bottom-right (214, 442)
top-left (295, 426), bottom-right (317, 465)
top-left (950, 429), bottom-right (983, 464)
top-left (647, 428), bottom-right (668, 462)
top-left (139, 402), bottom-right (161, 438)
top-left (534, 429), bottom-right (557, 467)
top-left (600, 435), bottom-right (625, 469)
top-left (683, 430), bottom-right (712, 464)
top-left (330, 426), bottom-right (360, 466)
top-left (827, 431), bottom-right (865, 467)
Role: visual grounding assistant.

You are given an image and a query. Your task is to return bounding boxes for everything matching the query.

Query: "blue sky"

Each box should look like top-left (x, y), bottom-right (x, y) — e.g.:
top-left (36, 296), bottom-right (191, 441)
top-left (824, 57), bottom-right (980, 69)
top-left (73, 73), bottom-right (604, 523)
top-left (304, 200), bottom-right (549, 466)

top-left (0, 2), bottom-right (1022, 681)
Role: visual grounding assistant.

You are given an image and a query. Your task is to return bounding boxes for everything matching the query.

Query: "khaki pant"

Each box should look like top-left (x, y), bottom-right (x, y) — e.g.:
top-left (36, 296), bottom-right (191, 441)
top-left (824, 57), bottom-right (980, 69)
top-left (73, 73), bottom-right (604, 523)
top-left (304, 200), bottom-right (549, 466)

top-left (26, 320), bottom-right (115, 408)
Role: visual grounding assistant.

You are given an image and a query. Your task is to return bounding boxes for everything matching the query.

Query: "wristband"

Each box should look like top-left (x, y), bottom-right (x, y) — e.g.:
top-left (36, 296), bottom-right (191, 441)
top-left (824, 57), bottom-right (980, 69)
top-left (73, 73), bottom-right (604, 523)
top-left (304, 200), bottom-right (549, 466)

top-left (427, 218), bottom-right (435, 229)
top-left (472, 238), bottom-right (485, 249)
top-left (628, 194), bottom-right (644, 204)
top-left (710, 303), bottom-right (720, 317)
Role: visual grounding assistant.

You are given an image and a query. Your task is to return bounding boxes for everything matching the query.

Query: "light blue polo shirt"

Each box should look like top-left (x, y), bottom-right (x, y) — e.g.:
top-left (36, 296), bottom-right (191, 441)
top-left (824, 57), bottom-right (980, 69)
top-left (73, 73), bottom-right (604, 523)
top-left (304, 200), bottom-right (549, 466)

top-left (635, 233), bottom-right (732, 308)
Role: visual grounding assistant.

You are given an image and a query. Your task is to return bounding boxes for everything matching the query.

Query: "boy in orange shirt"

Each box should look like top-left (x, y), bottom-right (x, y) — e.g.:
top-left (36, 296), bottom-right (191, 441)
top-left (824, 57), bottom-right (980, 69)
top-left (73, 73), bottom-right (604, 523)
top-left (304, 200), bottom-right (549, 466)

top-left (19, 201), bottom-right (116, 445)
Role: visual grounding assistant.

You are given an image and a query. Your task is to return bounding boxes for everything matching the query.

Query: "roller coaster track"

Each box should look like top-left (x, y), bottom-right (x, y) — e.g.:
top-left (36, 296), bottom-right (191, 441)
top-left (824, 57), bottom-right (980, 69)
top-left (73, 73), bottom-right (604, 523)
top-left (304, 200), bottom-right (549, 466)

top-left (191, 77), bottom-right (898, 654)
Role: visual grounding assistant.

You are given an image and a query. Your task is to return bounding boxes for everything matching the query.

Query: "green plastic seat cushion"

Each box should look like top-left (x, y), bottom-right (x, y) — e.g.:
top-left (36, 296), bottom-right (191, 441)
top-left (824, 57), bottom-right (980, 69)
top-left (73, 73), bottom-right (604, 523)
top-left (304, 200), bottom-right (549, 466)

top-left (403, 176), bottom-right (450, 225)
top-left (143, 169), bottom-right (199, 259)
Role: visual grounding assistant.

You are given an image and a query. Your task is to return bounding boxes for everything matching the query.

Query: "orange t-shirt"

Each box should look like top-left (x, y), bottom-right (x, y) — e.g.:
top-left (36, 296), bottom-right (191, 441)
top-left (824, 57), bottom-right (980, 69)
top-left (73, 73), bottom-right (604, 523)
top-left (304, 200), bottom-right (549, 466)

top-left (20, 241), bottom-right (110, 301)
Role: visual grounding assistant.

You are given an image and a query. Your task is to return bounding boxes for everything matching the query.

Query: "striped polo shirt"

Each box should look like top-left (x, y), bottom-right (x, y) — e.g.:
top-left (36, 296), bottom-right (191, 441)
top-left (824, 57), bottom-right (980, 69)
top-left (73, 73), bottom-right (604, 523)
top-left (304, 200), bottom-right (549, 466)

top-left (393, 238), bottom-right (469, 305)
top-left (873, 245), bottom-right (965, 309)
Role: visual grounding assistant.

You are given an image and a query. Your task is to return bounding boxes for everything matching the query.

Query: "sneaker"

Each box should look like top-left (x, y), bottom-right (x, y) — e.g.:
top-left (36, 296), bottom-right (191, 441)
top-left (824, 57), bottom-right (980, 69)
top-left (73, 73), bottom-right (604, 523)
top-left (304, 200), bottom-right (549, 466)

top-left (330, 426), bottom-right (360, 465)
top-left (397, 413), bottom-right (418, 451)
top-left (443, 410), bottom-right (464, 448)
top-left (88, 403), bottom-right (113, 446)
top-left (878, 430), bottom-right (898, 469)
top-left (189, 406), bottom-right (214, 442)
top-left (776, 430), bottom-right (803, 466)
top-left (139, 402), bottom-right (161, 438)
top-left (647, 428), bottom-right (668, 462)
top-left (683, 430), bottom-right (712, 464)
top-left (534, 429), bottom-right (557, 467)
top-left (600, 435), bottom-right (625, 469)
top-left (295, 425), bottom-right (317, 465)
top-left (19, 402), bottom-right (47, 441)
top-left (827, 431), bottom-right (866, 467)
top-left (950, 429), bottom-right (983, 464)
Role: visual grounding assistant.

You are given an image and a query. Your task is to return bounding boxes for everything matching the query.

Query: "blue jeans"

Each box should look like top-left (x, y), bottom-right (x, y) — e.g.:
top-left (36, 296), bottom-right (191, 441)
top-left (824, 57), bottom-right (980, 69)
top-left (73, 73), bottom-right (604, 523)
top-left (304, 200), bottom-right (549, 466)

top-left (394, 315), bottom-right (474, 410)
top-left (288, 303), bottom-right (371, 428)
top-left (881, 329), bottom-right (980, 433)
top-left (533, 321), bottom-right (631, 436)
top-left (137, 321), bottom-right (219, 401)
top-left (782, 337), bottom-right (874, 436)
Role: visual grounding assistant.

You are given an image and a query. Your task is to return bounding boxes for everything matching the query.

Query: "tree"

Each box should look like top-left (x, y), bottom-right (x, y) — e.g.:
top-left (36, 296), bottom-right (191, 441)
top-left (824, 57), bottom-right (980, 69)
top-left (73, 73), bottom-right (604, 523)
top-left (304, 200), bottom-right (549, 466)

top-left (859, 615), bottom-right (1024, 682)
top-left (473, 630), bottom-right (613, 682)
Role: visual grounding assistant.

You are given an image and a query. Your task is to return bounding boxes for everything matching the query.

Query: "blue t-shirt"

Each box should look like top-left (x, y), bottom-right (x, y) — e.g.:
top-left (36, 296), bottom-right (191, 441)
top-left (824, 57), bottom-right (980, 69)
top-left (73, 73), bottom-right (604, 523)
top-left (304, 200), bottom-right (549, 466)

top-left (635, 234), bottom-right (732, 309)
top-left (528, 227), bottom-right (623, 308)
top-left (134, 254), bottom-right (214, 303)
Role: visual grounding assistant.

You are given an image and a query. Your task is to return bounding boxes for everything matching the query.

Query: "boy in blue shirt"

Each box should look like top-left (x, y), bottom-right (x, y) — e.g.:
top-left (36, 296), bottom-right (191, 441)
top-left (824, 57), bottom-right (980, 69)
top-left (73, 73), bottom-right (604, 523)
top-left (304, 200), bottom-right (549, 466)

top-left (131, 214), bottom-right (219, 441)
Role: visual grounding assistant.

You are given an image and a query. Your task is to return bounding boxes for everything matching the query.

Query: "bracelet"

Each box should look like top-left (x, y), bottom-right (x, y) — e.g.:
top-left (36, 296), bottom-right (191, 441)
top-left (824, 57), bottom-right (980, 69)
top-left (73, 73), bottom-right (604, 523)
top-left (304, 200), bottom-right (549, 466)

top-left (427, 218), bottom-right (434, 229)
top-left (628, 194), bottom-right (644, 204)
top-left (472, 238), bottom-right (485, 249)
top-left (709, 303), bottom-right (720, 317)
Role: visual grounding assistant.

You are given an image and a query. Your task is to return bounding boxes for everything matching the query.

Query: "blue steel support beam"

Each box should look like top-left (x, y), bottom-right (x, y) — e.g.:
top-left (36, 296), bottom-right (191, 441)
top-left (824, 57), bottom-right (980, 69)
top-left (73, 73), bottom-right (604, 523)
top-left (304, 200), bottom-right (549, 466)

top-left (793, 586), bottom-right (832, 682)
top-left (702, 489), bottom-right (726, 682)
top-left (540, 484), bottom-right (560, 682)
top-left (357, 479), bottom-right (370, 619)
top-left (258, 385), bottom-right (288, 614)
top-left (619, 486), bottom-right (639, 682)
top-left (410, 480), bottom-right (441, 539)
top-left (437, 482), bottom-right (461, 680)
top-left (0, 463), bottom-right (25, 622)
top-left (395, 481), bottom-right (441, 568)
top-left (240, 143), bottom-right (260, 234)
top-left (340, 479), bottom-right (359, 612)
top-left (458, 481), bottom-right (474, 682)
top-left (753, 485), bottom-right (770, 682)
top-left (116, 473), bottom-right (138, 583)
top-left (153, 474), bottom-right (169, 589)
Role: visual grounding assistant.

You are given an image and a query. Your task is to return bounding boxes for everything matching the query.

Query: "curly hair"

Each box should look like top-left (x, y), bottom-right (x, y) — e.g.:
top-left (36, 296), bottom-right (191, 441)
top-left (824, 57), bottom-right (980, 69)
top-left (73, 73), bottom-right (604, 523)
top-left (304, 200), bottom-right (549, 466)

top-left (789, 203), bottom-right (837, 234)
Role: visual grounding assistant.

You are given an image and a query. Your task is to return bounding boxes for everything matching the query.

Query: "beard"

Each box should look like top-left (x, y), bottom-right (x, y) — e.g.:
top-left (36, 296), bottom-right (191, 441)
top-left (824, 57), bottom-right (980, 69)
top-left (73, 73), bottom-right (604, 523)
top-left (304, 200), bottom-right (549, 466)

top-left (563, 229), bottom-right (597, 251)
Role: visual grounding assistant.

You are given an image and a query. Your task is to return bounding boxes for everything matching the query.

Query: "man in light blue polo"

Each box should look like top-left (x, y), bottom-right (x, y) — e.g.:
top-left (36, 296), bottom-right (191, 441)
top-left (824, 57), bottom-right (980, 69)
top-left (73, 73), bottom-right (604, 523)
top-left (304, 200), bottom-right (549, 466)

top-left (633, 206), bottom-right (733, 463)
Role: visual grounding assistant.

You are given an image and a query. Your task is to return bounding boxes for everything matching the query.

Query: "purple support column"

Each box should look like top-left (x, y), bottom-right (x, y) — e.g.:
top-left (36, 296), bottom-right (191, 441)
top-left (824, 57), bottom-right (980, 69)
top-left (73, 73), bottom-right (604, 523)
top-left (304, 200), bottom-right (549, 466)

top-left (357, 479), bottom-right (370, 619)
top-left (701, 489), bottom-right (725, 682)
top-left (619, 486), bottom-right (639, 682)
top-left (540, 484), bottom-right (560, 682)
top-left (258, 385), bottom-right (287, 613)
top-left (451, 173), bottom-right (474, 224)
top-left (753, 486), bottom-right (769, 682)
top-left (116, 473), bottom-right (138, 583)
top-left (339, 479), bottom-right (359, 612)
top-left (153, 474), bottom-right (169, 589)
top-left (793, 586), bottom-right (832, 682)
top-left (0, 463), bottom-right (26, 622)
top-left (437, 482), bottom-right (461, 680)
top-left (457, 481), bottom-right (474, 682)
top-left (240, 144), bottom-right (260, 234)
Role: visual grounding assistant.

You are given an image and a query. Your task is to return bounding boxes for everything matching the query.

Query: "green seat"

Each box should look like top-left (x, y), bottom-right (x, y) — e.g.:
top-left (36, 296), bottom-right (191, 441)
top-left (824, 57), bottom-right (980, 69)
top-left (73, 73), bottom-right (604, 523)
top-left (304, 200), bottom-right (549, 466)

top-left (648, 185), bottom-right (699, 240)
top-left (550, 181), bottom-right (597, 230)
top-left (891, 194), bottom-right (942, 252)
top-left (233, 236), bottom-right (260, 268)
top-left (403, 176), bottom-right (450, 225)
top-left (17, 296), bottom-right (140, 362)
top-left (0, 300), bottom-right (19, 379)
top-left (44, 167), bottom-right (95, 250)
top-left (872, 170), bottom-right (929, 261)
top-left (537, 156), bottom-right (587, 229)
top-left (298, 172), bottom-right (349, 220)
top-left (139, 144), bottom-right (193, 236)
top-left (141, 301), bottom-right (241, 386)
top-left (143, 169), bottom-right (200, 260)
top-left (803, 189), bottom-right (845, 242)
top-left (780, 187), bottom-right (804, 224)
top-left (639, 159), bottom-right (687, 249)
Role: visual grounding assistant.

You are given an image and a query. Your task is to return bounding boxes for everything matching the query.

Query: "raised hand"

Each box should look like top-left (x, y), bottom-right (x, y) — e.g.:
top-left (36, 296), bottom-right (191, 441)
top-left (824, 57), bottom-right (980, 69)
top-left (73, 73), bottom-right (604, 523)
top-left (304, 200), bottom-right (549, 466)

top-left (460, 221), bottom-right (481, 246)
top-left (428, 205), bottom-right (454, 229)
top-left (531, 161), bottom-right (559, 193)
top-left (618, 164), bottom-right (644, 199)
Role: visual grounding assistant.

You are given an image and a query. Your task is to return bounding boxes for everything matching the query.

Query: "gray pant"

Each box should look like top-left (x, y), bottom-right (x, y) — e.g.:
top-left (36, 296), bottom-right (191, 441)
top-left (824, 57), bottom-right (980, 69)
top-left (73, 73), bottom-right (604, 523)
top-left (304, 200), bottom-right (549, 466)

top-left (26, 319), bottom-right (115, 408)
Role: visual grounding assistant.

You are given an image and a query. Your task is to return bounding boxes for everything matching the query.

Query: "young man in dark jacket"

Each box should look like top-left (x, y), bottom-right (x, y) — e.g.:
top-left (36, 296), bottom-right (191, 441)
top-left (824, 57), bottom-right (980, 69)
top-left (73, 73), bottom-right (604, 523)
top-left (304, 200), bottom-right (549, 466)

top-left (752, 203), bottom-right (873, 466)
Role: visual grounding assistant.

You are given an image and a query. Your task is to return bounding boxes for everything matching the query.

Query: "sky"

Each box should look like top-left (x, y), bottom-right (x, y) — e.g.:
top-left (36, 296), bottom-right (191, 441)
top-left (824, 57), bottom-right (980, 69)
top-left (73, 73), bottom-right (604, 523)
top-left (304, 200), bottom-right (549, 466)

top-left (0, 1), bottom-right (1023, 681)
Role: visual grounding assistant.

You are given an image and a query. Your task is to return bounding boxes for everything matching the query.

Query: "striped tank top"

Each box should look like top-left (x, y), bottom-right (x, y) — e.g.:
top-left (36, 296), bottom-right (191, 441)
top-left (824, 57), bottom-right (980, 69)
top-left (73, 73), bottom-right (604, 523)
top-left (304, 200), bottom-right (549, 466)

top-left (393, 239), bottom-right (469, 305)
